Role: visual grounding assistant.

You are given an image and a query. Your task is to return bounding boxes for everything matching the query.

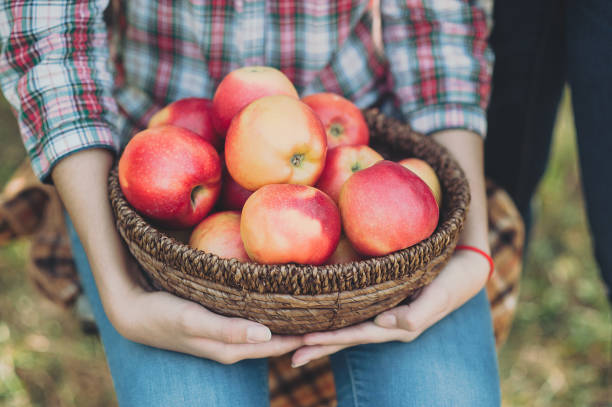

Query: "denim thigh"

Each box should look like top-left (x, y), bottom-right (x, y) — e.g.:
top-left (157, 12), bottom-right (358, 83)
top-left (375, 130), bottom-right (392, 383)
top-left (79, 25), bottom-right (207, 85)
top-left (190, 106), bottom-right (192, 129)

top-left (66, 218), bottom-right (270, 407)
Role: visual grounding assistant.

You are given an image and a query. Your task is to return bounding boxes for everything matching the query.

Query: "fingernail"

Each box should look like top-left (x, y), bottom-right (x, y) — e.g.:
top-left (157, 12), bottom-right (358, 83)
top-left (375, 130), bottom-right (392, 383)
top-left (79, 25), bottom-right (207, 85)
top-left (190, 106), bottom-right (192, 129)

top-left (247, 326), bottom-right (271, 343)
top-left (375, 314), bottom-right (397, 328)
top-left (292, 359), bottom-right (308, 368)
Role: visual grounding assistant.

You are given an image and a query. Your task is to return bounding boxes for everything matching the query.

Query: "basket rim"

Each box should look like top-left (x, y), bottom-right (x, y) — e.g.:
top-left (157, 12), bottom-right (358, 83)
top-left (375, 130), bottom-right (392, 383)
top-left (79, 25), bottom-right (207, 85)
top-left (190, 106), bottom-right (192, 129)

top-left (109, 108), bottom-right (470, 295)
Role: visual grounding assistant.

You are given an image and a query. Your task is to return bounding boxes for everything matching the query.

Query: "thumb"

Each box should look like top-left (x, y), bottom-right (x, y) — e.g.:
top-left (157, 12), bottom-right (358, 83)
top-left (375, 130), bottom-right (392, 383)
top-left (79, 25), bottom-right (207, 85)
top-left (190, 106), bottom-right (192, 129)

top-left (374, 283), bottom-right (450, 332)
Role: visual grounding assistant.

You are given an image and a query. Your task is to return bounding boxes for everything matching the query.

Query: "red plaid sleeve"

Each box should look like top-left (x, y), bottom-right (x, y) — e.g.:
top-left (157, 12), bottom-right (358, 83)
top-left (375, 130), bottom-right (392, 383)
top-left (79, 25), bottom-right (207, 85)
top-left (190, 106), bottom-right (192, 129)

top-left (381, 0), bottom-right (493, 137)
top-left (0, 0), bottom-right (120, 181)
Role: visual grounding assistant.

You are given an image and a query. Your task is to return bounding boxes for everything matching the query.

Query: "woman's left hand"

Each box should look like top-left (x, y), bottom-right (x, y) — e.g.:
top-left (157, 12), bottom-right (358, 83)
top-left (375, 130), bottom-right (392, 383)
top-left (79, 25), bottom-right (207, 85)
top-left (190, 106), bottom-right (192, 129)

top-left (291, 128), bottom-right (492, 368)
top-left (291, 248), bottom-right (490, 367)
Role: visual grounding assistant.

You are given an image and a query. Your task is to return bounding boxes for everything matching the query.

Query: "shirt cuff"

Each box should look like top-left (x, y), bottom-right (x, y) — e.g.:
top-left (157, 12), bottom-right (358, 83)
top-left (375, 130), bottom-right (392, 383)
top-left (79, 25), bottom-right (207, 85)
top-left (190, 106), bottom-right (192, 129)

top-left (32, 121), bottom-right (120, 183)
top-left (407, 103), bottom-right (488, 138)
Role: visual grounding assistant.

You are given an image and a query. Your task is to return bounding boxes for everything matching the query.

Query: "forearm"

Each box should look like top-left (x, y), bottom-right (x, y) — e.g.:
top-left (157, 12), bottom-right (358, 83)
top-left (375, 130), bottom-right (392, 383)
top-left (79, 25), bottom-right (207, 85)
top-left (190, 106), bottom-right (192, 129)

top-left (430, 129), bottom-right (490, 304)
top-left (431, 129), bottom-right (489, 253)
top-left (51, 149), bottom-right (141, 317)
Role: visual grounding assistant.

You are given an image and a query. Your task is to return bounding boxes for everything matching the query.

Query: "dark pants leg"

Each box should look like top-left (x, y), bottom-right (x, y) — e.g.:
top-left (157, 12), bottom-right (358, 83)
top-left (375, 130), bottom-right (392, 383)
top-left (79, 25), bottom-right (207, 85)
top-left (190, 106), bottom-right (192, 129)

top-left (566, 0), bottom-right (612, 299)
top-left (485, 0), bottom-right (567, 224)
top-left (486, 0), bottom-right (612, 300)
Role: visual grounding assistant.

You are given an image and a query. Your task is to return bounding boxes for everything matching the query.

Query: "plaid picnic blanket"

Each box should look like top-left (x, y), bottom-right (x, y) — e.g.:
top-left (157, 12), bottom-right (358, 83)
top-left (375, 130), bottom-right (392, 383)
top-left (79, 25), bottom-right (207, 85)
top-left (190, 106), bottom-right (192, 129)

top-left (0, 161), bottom-right (523, 407)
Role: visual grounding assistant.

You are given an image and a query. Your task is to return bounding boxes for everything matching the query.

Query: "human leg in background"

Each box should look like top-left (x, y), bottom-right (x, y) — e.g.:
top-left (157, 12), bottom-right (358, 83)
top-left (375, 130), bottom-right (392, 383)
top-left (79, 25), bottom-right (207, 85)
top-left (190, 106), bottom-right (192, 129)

top-left (66, 217), bottom-right (270, 407)
top-left (485, 0), bottom-right (567, 230)
top-left (566, 0), bottom-right (612, 300)
top-left (486, 0), bottom-right (612, 300)
top-left (329, 289), bottom-right (500, 407)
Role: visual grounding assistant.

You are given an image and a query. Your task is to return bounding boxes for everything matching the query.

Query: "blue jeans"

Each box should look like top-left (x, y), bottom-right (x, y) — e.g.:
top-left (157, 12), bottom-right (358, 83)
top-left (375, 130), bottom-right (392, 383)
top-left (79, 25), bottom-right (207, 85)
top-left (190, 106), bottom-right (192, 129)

top-left (485, 0), bottom-right (612, 300)
top-left (67, 219), bottom-right (500, 406)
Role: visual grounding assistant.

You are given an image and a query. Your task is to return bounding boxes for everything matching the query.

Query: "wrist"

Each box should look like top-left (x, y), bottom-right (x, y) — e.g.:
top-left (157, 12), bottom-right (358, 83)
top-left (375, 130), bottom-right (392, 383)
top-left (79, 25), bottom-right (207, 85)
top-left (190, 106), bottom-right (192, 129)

top-left (454, 245), bottom-right (494, 280)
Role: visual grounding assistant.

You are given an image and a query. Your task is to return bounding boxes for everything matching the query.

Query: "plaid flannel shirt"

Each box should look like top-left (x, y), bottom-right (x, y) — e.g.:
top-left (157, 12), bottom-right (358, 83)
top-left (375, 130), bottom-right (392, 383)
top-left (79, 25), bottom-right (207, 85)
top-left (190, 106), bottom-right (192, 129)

top-left (0, 0), bottom-right (492, 181)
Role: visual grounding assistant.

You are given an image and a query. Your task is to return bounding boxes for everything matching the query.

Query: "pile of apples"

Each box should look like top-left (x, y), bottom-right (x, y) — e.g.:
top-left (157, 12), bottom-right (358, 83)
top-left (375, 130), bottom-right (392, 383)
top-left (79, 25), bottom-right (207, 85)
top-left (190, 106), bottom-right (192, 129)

top-left (118, 67), bottom-right (441, 266)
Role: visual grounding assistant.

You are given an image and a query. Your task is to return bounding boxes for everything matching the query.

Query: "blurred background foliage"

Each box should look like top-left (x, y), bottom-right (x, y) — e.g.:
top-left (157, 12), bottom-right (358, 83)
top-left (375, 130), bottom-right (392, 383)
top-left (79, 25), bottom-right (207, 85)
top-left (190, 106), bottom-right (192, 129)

top-left (0, 91), bottom-right (610, 406)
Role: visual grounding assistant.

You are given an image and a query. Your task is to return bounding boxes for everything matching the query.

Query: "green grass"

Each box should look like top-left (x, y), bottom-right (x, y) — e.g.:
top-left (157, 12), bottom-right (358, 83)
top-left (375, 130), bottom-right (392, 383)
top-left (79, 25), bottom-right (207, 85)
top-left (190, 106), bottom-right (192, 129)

top-left (0, 92), bottom-right (610, 406)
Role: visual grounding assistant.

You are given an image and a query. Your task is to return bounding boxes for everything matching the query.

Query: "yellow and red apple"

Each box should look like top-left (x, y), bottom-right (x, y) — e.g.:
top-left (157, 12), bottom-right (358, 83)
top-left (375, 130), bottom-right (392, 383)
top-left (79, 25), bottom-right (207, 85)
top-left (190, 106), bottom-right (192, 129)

top-left (225, 95), bottom-right (327, 191)
top-left (301, 92), bottom-right (369, 148)
top-left (339, 160), bottom-right (439, 256)
top-left (315, 145), bottom-right (383, 203)
top-left (398, 158), bottom-right (442, 207)
top-left (118, 125), bottom-right (221, 228)
top-left (212, 66), bottom-right (299, 135)
top-left (241, 184), bottom-right (341, 265)
top-left (189, 211), bottom-right (250, 262)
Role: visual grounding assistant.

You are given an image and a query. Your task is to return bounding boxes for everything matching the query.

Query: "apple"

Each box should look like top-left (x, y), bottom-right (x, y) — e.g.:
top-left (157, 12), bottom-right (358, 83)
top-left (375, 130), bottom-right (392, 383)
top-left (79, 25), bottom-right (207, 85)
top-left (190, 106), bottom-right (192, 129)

top-left (398, 158), bottom-right (442, 207)
top-left (301, 92), bottom-right (369, 148)
top-left (240, 184), bottom-right (341, 265)
top-left (148, 98), bottom-right (222, 150)
top-left (219, 166), bottom-right (253, 211)
top-left (189, 211), bottom-right (250, 262)
top-left (225, 95), bottom-right (327, 191)
top-left (339, 160), bottom-right (439, 256)
top-left (118, 125), bottom-right (222, 228)
top-left (315, 145), bottom-right (383, 203)
top-left (326, 235), bottom-right (363, 264)
top-left (212, 66), bottom-right (299, 135)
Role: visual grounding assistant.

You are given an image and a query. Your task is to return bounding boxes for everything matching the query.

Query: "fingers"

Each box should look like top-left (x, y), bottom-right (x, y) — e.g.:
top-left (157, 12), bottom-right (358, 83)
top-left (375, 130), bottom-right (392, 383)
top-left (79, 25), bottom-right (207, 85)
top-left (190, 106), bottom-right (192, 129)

top-left (294, 287), bottom-right (449, 368)
top-left (176, 300), bottom-right (272, 344)
top-left (302, 321), bottom-right (411, 346)
top-left (374, 252), bottom-right (489, 333)
top-left (374, 281), bottom-right (450, 333)
top-left (291, 344), bottom-right (349, 368)
top-left (116, 290), bottom-right (275, 347)
top-left (118, 290), bottom-right (304, 364)
top-left (186, 334), bottom-right (304, 364)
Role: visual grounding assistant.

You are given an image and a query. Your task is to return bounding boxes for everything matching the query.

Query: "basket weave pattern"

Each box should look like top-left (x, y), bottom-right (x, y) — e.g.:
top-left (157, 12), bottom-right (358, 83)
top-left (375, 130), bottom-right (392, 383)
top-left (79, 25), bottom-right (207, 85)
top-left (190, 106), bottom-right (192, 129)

top-left (108, 109), bottom-right (470, 334)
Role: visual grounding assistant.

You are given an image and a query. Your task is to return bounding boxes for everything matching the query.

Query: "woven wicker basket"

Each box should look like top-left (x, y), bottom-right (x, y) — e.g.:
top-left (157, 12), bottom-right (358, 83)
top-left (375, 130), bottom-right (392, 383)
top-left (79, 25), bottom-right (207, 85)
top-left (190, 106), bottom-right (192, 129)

top-left (108, 109), bottom-right (470, 334)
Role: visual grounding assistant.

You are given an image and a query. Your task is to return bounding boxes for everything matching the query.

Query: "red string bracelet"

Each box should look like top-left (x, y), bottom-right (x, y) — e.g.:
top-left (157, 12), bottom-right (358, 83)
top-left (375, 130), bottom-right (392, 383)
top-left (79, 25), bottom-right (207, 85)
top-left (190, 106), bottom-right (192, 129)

top-left (454, 245), bottom-right (495, 281)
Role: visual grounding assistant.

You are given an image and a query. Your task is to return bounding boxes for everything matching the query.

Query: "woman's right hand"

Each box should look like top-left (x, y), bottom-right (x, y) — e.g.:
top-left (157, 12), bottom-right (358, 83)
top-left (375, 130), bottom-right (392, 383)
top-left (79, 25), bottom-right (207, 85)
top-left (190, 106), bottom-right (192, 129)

top-left (107, 254), bottom-right (303, 364)
top-left (52, 148), bottom-right (303, 363)
top-left (110, 256), bottom-right (303, 364)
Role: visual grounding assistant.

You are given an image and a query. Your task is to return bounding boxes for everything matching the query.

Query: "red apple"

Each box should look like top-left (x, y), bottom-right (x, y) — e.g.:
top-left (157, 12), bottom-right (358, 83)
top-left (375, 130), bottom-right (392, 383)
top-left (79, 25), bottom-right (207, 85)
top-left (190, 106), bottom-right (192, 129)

top-left (189, 211), bottom-right (250, 262)
top-left (301, 92), bottom-right (369, 148)
top-left (339, 160), bottom-right (439, 256)
top-left (315, 145), bottom-right (383, 203)
top-left (148, 98), bottom-right (222, 150)
top-left (326, 235), bottom-right (363, 264)
top-left (398, 158), bottom-right (442, 207)
top-left (118, 125), bottom-right (222, 228)
top-left (241, 184), bottom-right (341, 265)
top-left (212, 66), bottom-right (299, 135)
top-left (225, 95), bottom-right (327, 191)
top-left (219, 167), bottom-right (253, 211)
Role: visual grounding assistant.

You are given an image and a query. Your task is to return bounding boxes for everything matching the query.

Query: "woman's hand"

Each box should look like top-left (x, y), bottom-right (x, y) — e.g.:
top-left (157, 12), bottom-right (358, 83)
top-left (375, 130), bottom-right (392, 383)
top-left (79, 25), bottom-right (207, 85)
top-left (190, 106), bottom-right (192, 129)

top-left (113, 285), bottom-right (304, 364)
top-left (291, 129), bottom-right (492, 367)
top-left (109, 253), bottom-right (304, 364)
top-left (53, 149), bottom-right (303, 363)
top-left (291, 249), bottom-right (489, 367)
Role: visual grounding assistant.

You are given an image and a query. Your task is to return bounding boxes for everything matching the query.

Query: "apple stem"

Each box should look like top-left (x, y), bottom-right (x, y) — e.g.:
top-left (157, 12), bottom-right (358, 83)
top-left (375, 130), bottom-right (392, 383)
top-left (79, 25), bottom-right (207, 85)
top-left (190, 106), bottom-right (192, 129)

top-left (329, 123), bottom-right (344, 138)
top-left (351, 163), bottom-right (361, 172)
top-left (291, 153), bottom-right (305, 168)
